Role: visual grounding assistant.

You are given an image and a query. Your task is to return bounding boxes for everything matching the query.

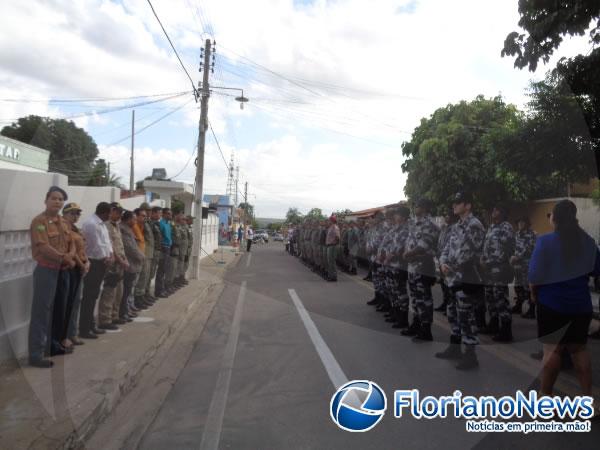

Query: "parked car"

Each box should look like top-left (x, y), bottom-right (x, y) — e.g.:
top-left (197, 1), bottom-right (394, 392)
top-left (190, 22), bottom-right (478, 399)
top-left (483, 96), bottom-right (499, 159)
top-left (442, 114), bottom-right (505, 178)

top-left (273, 233), bottom-right (284, 242)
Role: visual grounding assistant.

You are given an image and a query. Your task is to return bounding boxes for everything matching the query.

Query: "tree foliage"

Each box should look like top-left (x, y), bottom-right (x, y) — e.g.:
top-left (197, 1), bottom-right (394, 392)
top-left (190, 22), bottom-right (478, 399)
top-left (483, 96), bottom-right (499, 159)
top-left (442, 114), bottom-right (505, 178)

top-left (238, 202), bottom-right (254, 221)
top-left (501, 0), bottom-right (600, 179)
top-left (285, 207), bottom-right (303, 225)
top-left (305, 208), bottom-right (325, 221)
top-left (1, 115), bottom-right (102, 186)
top-left (401, 96), bottom-right (522, 210)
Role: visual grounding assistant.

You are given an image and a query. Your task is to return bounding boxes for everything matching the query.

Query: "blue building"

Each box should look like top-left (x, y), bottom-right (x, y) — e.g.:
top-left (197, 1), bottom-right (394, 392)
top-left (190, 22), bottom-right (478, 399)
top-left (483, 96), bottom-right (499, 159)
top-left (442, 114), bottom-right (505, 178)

top-left (203, 194), bottom-right (234, 244)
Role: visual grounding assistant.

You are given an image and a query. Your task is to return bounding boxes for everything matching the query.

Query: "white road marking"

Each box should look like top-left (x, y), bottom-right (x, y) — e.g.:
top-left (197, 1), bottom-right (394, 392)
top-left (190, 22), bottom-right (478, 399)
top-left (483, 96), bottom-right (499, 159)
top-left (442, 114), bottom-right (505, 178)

top-left (288, 288), bottom-right (349, 390)
top-left (245, 253), bottom-right (252, 268)
top-left (199, 281), bottom-right (247, 450)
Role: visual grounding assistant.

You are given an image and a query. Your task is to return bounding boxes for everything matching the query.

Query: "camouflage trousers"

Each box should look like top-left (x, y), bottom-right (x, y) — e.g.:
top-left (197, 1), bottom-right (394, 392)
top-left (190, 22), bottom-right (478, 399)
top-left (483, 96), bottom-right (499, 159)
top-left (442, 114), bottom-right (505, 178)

top-left (372, 263), bottom-right (385, 295)
top-left (513, 266), bottom-right (531, 304)
top-left (383, 267), bottom-right (409, 310)
top-left (447, 288), bottom-right (479, 345)
top-left (484, 283), bottom-right (511, 324)
top-left (311, 244), bottom-right (319, 266)
top-left (408, 272), bottom-right (433, 325)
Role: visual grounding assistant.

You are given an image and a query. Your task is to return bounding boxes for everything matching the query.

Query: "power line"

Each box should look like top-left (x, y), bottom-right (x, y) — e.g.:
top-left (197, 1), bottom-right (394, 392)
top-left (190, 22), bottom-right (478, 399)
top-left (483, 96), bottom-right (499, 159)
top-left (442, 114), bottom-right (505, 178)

top-left (208, 120), bottom-right (230, 170)
top-left (146, 0), bottom-right (198, 96)
top-left (106, 98), bottom-right (194, 146)
top-left (0, 91), bottom-right (193, 104)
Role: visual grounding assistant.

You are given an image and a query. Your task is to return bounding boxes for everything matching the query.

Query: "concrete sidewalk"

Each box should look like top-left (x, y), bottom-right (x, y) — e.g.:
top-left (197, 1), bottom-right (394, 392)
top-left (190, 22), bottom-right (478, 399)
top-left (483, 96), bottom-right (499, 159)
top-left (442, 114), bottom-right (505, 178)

top-left (0, 248), bottom-right (240, 450)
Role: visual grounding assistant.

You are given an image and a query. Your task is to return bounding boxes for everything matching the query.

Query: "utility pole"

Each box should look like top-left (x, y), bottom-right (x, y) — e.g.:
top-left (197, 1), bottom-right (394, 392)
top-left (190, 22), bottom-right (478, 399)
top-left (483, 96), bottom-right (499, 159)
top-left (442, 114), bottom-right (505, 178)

top-left (191, 39), bottom-right (212, 279)
top-left (130, 109), bottom-right (135, 193)
top-left (244, 181), bottom-right (248, 224)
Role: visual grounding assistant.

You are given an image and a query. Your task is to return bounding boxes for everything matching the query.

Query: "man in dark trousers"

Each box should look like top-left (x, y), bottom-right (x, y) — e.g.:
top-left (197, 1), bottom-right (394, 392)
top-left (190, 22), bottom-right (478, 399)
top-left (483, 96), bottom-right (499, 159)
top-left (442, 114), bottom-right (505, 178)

top-left (79, 202), bottom-right (113, 339)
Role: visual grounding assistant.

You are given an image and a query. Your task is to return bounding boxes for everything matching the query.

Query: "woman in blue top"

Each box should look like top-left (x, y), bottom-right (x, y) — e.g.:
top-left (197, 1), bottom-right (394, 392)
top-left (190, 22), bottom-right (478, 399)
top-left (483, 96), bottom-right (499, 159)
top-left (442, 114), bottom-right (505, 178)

top-left (529, 200), bottom-right (600, 397)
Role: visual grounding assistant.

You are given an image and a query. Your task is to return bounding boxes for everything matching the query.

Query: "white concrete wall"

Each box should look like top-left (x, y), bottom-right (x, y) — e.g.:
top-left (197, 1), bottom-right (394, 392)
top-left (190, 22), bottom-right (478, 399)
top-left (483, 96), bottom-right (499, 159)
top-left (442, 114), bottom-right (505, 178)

top-left (572, 197), bottom-right (600, 243)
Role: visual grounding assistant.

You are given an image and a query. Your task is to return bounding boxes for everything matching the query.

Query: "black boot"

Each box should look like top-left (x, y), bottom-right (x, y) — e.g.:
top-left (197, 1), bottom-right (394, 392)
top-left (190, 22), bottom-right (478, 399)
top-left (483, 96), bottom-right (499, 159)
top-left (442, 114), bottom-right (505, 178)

top-left (522, 303), bottom-right (536, 319)
top-left (392, 310), bottom-right (409, 328)
top-left (455, 345), bottom-right (479, 370)
top-left (385, 307), bottom-right (399, 323)
top-left (401, 317), bottom-right (420, 336)
top-left (412, 323), bottom-right (433, 342)
top-left (480, 316), bottom-right (499, 335)
top-left (366, 296), bottom-right (379, 305)
top-left (510, 300), bottom-right (523, 314)
top-left (435, 335), bottom-right (462, 359)
top-left (492, 320), bottom-right (513, 342)
top-left (376, 297), bottom-right (391, 312)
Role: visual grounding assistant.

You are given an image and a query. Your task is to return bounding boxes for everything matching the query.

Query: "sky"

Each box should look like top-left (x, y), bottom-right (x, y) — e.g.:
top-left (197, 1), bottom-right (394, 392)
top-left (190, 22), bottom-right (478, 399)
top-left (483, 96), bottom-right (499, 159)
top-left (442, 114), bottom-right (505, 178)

top-left (0, 0), bottom-right (591, 218)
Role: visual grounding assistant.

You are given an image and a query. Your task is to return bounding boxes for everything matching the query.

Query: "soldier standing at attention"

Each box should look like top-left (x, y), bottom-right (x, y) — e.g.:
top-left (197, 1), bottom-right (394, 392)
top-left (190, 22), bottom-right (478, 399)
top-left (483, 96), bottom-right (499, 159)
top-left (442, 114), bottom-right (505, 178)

top-left (437, 192), bottom-right (485, 370)
top-left (325, 215), bottom-right (341, 282)
top-left (510, 216), bottom-right (536, 319)
top-left (175, 213), bottom-right (189, 287)
top-left (29, 186), bottom-right (75, 367)
top-left (436, 209), bottom-right (458, 313)
top-left (319, 220), bottom-right (328, 278)
top-left (347, 221), bottom-right (360, 275)
top-left (383, 205), bottom-right (411, 329)
top-left (402, 199), bottom-right (439, 341)
top-left (480, 204), bottom-right (516, 342)
top-left (366, 213), bottom-right (384, 306)
top-left (135, 204), bottom-right (155, 306)
top-left (149, 207), bottom-right (163, 298)
top-left (166, 209), bottom-right (183, 291)
top-left (184, 216), bottom-right (194, 280)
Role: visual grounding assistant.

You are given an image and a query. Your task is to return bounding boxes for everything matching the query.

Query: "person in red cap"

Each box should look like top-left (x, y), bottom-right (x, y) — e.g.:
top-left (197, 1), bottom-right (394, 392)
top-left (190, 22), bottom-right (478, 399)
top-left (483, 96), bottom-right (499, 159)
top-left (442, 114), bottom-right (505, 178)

top-left (325, 215), bottom-right (340, 281)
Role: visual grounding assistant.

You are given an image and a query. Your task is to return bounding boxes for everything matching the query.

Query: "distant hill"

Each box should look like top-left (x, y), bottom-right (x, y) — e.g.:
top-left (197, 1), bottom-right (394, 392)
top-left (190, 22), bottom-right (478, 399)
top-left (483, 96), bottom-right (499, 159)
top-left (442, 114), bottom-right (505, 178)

top-left (255, 217), bottom-right (285, 228)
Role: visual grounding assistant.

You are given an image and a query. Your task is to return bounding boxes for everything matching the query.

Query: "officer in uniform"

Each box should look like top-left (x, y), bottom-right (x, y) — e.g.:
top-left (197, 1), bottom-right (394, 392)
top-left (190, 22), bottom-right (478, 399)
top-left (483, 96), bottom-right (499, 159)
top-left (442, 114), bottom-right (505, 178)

top-left (175, 213), bottom-right (189, 287)
top-left (319, 220), bottom-right (328, 278)
top-left (29, 186), bottom-right (75, 367)
top-left (148, 207), bottom-right (163, 298)
top-left (135, 203), bottom-right (155, 306)
top-left (156, 208), bottom-right (173, 297)
top-left (366, 212), bottom-right (388, 309)
top-left (347, 221), bottom-right (360, 275)
top-left (436, 209), bottom-right (458, 313)
top-left (383, 205), bottom-right (411, 328)
top-left (402, 199), bottom-right (439, 341)
top-left (166, 209), bottom-right (183, 291)
top-left (480, 204), bottom-right (515, 342)
top-left (183, 216), bottom-right (194, 279)
top-left (376, 208), bottom-right (398, 317)
top-left (510, 216), bottom-right (536, 318)
top-left (437, 192), bottom-right (485, 370)
top-left (311, 222), bottom-right (320, 273)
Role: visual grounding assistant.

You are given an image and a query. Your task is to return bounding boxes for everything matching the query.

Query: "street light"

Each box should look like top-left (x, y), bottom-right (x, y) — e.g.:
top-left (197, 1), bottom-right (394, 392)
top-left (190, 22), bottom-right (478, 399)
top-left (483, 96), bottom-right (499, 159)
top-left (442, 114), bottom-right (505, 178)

top-left (212, 86), bottom-right (249, 110)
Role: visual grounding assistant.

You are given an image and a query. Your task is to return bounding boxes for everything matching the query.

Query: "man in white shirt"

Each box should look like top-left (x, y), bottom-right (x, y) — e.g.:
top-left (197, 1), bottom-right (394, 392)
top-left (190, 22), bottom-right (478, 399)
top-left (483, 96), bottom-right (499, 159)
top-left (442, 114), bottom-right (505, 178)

top-left (245, 224), bottom-right (254, 252)
top-left (79, 202), bottom-right (113, 339)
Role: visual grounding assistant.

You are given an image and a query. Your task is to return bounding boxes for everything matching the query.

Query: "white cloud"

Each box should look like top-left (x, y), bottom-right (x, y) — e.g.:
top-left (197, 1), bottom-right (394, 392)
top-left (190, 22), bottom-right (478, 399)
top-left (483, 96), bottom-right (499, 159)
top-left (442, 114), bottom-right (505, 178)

top-left (2, 0), bottom-right (593, 218)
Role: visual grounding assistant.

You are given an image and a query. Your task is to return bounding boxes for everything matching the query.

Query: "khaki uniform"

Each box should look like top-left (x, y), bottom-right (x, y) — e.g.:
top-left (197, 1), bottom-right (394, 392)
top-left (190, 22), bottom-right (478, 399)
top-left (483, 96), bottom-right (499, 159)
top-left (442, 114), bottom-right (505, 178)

top-left (98, 221), bottom-right (125, 325)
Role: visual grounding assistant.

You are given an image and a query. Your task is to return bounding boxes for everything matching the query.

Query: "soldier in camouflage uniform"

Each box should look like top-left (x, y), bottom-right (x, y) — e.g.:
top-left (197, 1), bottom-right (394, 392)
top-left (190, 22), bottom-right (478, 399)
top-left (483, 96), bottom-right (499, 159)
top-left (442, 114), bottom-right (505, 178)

top-left (148, 207), bottom-right (163, 298)
top-left (381, 205), bottom-right (411, 328)
top-left (480, 205), bottom-right (515, 342)
top-left (402, 199), bottom-right (439, 341)
top-left (436, 209), bottom-right (458, 313)
top-left (369, 212), bottom-right (390, 311)
top-left (365, 214), bottom-right (383, 305)
top-left (437, 192), bottom-right (485, 370)
top-left (311, 222), bottom-right (320, 272)
top-left (375, 209), bottom-right (396, 313)
top-left (510, 216), bottom-right (536, 318)
top-left (166, 210), bottom-right (184, 291)
top-left (174, 214), bottom-right (189, 287)
top-left (183, 216), bottom-right (194, 280)
top-left (347, 221), bottom-right (360, 275)
top-left (135, 203), bottom-right (155, 305)
top-left (319, 221), bottom-right (328, 278)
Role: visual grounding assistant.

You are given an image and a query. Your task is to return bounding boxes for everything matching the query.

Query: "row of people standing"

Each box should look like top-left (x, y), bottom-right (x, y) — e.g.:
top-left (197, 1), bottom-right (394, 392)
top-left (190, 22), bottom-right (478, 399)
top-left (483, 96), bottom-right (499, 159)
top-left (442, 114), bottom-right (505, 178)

top-left (292, 216), bottom-right (341, 281)
top-left (28, 186), bottom-right (194, 368)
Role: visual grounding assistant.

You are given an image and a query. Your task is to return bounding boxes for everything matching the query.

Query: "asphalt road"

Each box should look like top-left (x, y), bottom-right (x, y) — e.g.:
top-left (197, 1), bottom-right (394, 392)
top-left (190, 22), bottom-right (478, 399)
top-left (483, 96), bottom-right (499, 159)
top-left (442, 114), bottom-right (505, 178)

top-left (138, 242), bottom-right (600, 450)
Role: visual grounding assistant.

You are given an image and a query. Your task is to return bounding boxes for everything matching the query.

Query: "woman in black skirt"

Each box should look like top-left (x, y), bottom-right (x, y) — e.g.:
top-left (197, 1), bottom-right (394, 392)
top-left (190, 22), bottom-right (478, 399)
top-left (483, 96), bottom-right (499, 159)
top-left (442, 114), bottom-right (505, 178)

top-left (529, 200), bottom-right (600, 399)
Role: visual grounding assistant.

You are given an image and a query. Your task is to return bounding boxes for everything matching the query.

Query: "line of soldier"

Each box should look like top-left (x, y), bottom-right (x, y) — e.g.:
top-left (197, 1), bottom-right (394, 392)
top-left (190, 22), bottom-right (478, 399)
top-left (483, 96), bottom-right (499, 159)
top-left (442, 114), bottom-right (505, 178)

top-left (291, 216), bottom-right (341, 281)
top-left (27, 185), bottom-right (194, 368)
top-left (288, 192), bottom-right (539, 370)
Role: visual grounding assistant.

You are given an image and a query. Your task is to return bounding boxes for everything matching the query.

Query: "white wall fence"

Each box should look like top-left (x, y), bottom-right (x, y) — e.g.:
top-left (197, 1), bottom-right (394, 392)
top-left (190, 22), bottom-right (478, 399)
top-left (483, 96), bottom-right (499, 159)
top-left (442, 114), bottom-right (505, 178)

top-left (0, 168), bottom-right (219, 364)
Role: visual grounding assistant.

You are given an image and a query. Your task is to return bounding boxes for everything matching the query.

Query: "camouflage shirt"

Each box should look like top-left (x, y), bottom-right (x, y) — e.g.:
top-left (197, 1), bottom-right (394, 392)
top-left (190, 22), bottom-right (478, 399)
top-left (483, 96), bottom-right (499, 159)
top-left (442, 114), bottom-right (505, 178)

top-left (482, 221), bottom-right (515, 267)
top-left (405, 215), bottom-right (439, 274)
top-left (387, 222), bottom-right (410, 269)
top-left (513, 229), bottom-right (536, 267)
top-left (348, 228), bottom-right (360, 256)
top-left (440, 213), bottom-right (485, 287)
top-left (437, 223), bottom-right (455, 257)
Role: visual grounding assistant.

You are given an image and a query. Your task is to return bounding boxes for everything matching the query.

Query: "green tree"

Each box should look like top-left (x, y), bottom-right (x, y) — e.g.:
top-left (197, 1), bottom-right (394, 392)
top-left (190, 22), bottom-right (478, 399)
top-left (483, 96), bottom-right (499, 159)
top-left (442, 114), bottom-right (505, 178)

top-left (305, 208), bottom-right (325, 221)
top-left (285, 207), bottom-right (303, 225)
top-left (238, 202), bottom-right (254, 222)
top-left (1, 115), bottom-right (100, 185)
top-left (495, 76), bottom-right (597, 198)
top-left (332, 209), bottom-right (352, 220)
top-left (501, 0), bottom-right (600, 179)
top-left (401, 95), bottom-right (522, 210)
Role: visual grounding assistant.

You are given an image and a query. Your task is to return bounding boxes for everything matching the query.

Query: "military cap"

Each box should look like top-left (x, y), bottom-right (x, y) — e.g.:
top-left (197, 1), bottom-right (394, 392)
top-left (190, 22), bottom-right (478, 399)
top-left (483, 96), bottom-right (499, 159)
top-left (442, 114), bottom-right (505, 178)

top-left (140, 202), bottom-right (151, 210)
top-left (109, 201), bottom-right (123, 211)
top-left (63, 202), bottom-right (82, 214)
